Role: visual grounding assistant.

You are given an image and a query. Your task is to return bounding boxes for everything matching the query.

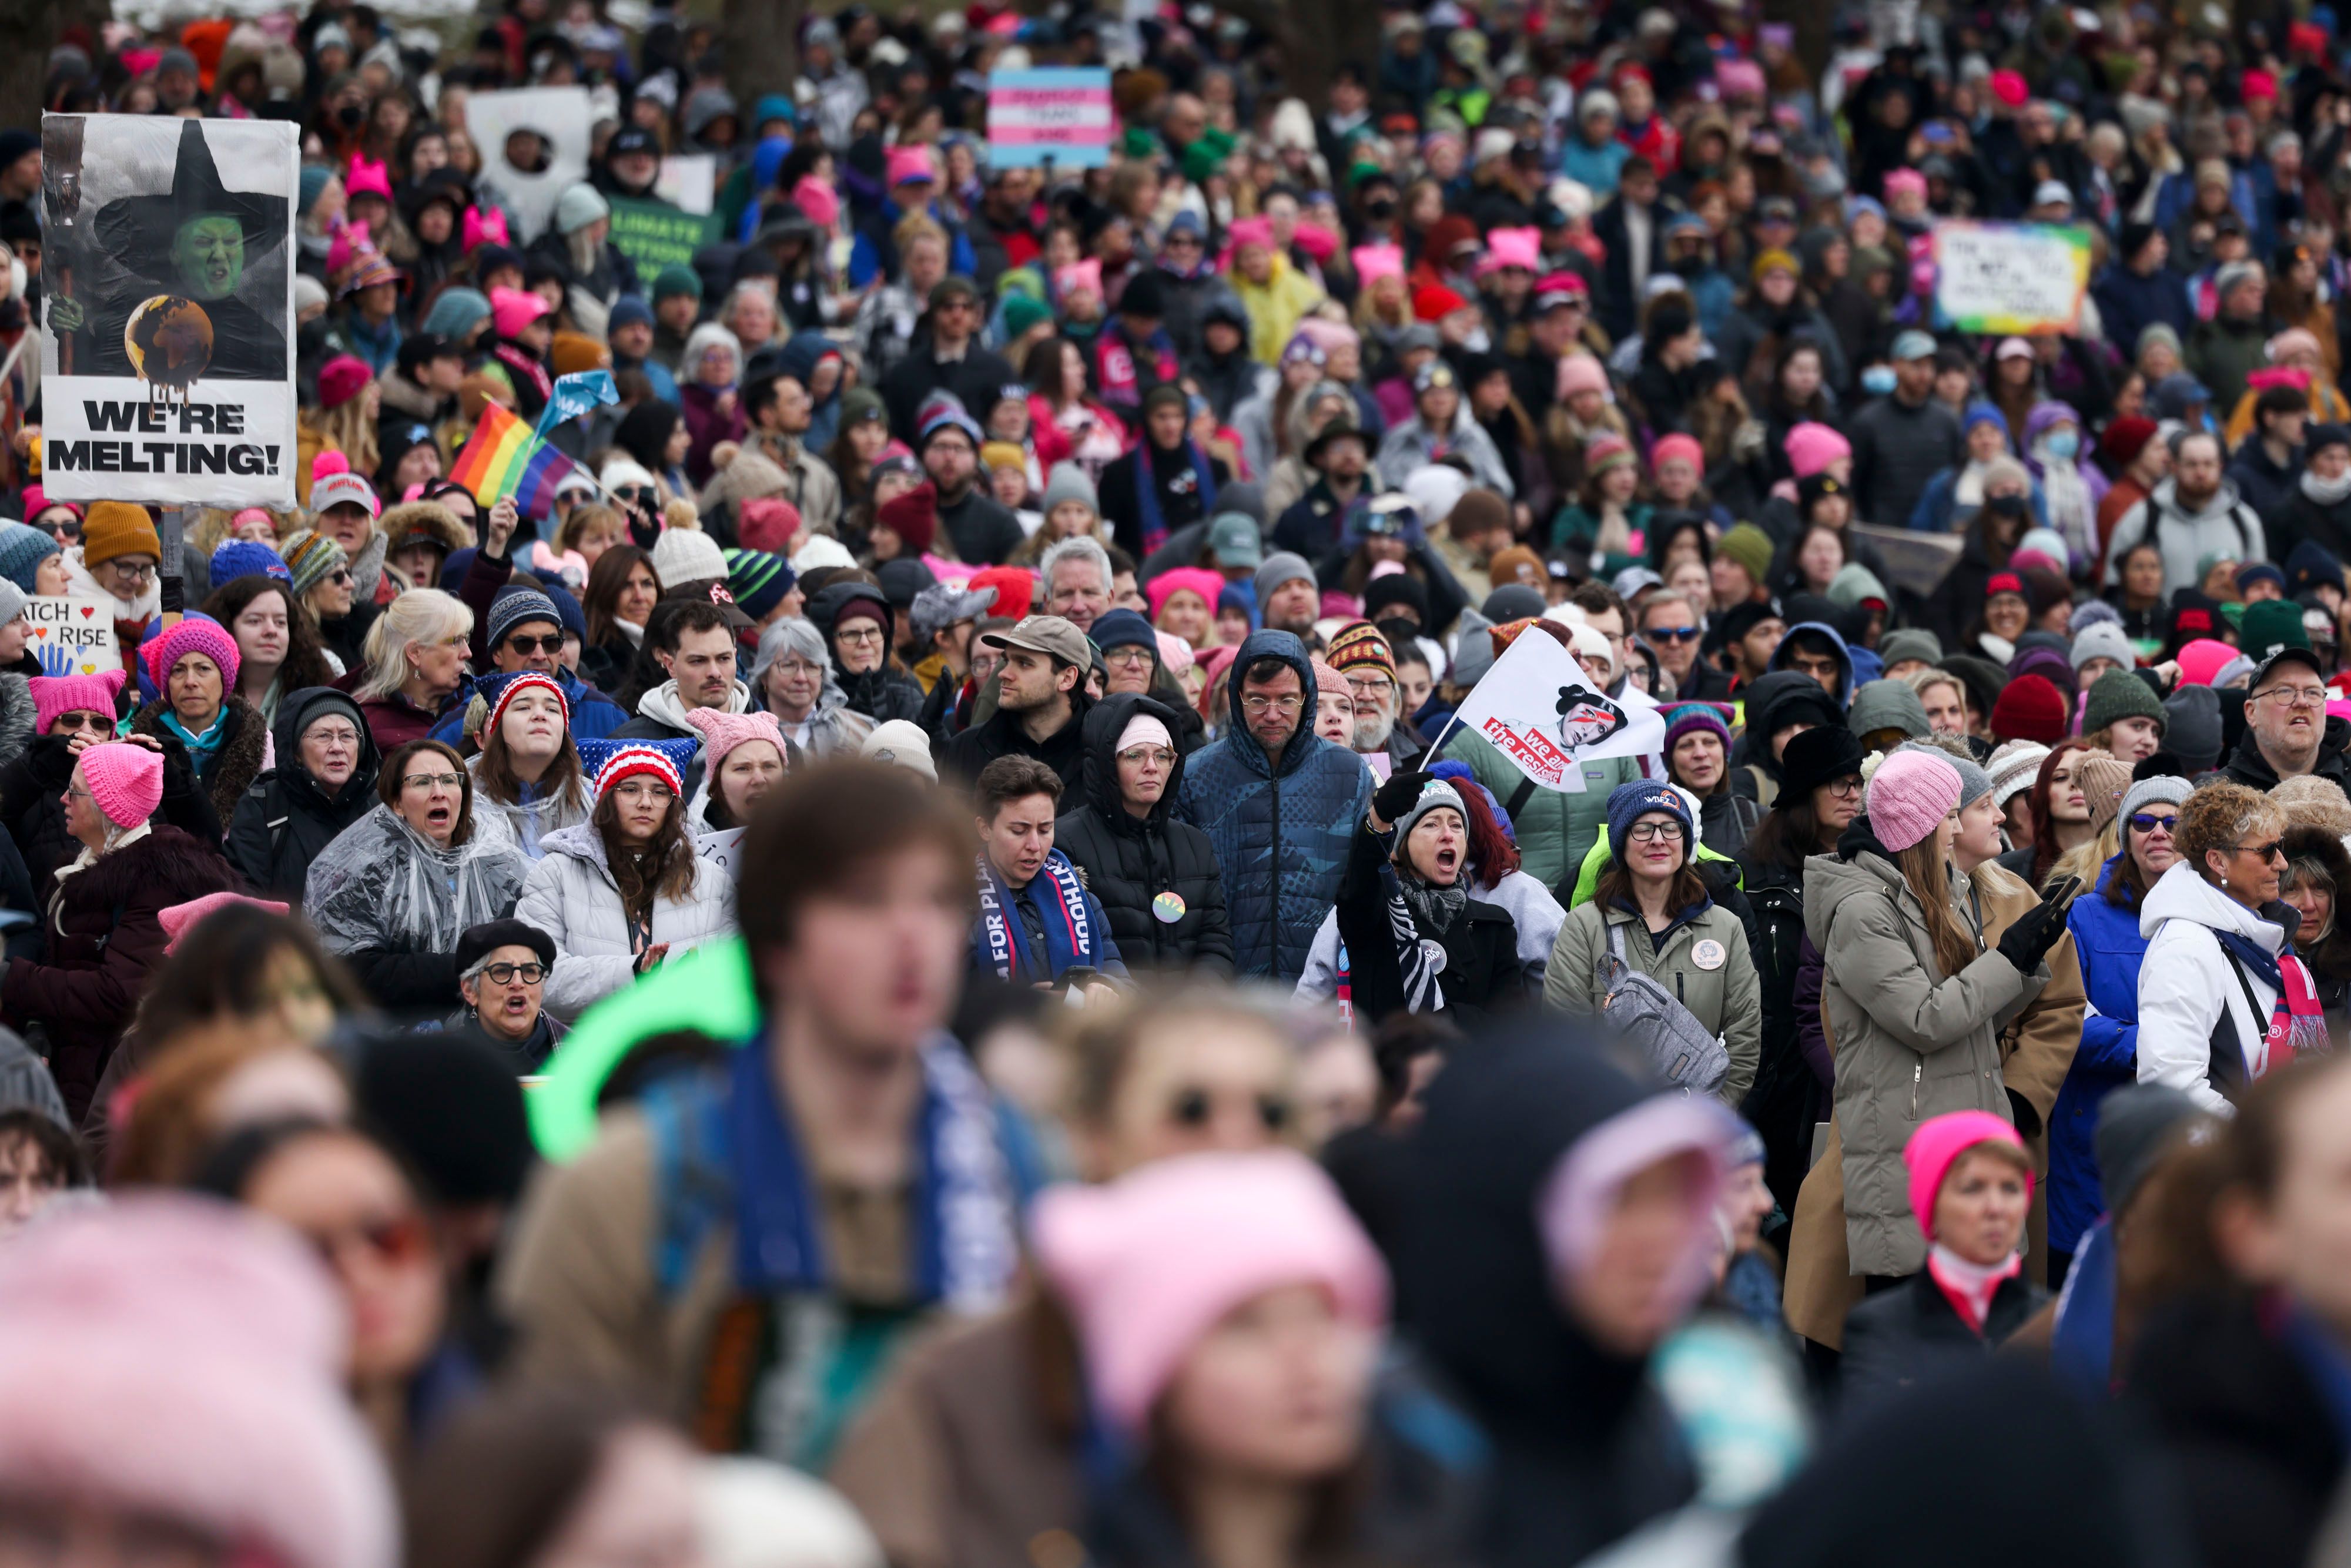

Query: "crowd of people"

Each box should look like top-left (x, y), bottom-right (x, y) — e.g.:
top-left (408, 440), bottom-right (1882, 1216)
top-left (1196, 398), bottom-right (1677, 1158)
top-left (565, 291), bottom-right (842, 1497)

top-left (9, 0), bottom-right (2351, 1566)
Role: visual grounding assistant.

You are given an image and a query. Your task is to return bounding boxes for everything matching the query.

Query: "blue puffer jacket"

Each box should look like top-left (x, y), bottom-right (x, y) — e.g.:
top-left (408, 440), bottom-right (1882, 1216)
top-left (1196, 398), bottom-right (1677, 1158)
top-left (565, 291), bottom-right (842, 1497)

top-left (428, 666), bottom-right (631, 749)
top-left (1176, 630), bottom-right (1371, 981)
top-left (2052, 854), bottom-right (2149, 1256)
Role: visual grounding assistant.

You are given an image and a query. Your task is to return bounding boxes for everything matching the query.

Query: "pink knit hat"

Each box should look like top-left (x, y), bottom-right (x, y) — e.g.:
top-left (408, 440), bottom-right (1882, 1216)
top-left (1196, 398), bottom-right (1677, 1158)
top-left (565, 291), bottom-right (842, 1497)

top-left (683, 706), bottom-right (788, 770)
top-left (1650, 433), bottom-right (1703, 475)
top-left (2175, 637), bottom-right (2239, 688)
top-left (1556, 352), bottom-right (1610, 401)
top-left (1310, 657), bottom-right (1350, 699)
top-left (885, 143), bottom-right (937, 188)
top-left (159, 892), bottom-right (289, 954)
top-left (1784, 421), bottom-right (1852, 478)
top-left (1154, 631), bottom-right (1195, 676)
top-left (0, 1198), bottom-right (396, 1568)
top-left (490, 284), bottom-right (550, 340)
top-left (31, 668), bottom-right (125, 735)
top-left (1351, 244), bottom-right (1404, 285)
top-left (1296, 315), bottom-right (1360, 353)
top-left (78, 741), bottom-right (165, 830)
top-left (792, 173), bottom-right (839, 229)
top-left (1147, 567), bottom-right (1224, 625)
top-left (1029, 1151), bottom-right (1388, 1436)
top-left (144, 615), bottom-right (241, 695)
top-left (1904, 1110), bottom-right (2031, 1240)
top-left (1864, 748), bottom-right (1962, 852)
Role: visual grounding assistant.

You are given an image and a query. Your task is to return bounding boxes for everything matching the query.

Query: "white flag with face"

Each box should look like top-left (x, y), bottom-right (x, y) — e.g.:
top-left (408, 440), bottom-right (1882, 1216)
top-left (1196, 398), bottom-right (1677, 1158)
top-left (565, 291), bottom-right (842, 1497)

top-left (1448, 625), bottom-right (1667, 792)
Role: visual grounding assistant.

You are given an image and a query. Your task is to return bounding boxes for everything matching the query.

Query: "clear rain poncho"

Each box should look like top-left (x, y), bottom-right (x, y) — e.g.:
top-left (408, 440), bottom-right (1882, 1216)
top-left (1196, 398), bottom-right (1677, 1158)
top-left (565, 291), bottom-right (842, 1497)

top-left (304, 802), bottom-right (528, 960)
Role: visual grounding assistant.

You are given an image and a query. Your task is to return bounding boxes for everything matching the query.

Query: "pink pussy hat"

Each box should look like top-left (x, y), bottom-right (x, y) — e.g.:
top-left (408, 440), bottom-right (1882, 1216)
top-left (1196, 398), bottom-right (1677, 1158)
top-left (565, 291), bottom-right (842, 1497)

top-left (31, 668), bottom-right (126, 735)
top-left (159, 892), bottom-right (290, 954)
top-left (77, 742), bottom-right (164, 830)
top-left (1029, 1150), bottom-right (1388, 1437)
top-left (682, 705), bottom-right (789, 770)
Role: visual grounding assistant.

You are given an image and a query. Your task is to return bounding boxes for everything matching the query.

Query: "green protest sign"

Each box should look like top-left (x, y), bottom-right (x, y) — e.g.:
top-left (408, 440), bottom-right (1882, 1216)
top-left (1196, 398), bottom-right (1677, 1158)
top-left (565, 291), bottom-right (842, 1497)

top-left (607, 195), bottom-right (718, 277)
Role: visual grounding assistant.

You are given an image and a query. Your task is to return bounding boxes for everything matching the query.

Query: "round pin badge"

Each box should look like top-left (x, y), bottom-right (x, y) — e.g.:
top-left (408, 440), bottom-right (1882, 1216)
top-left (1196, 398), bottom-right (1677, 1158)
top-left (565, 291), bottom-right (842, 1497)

top-left (1692, 938), bottom-right (1727, 971)
top-left (1151, 890), bottom-right (1187, 923)
top-left (1420, 937), bottom-right (1451, 971)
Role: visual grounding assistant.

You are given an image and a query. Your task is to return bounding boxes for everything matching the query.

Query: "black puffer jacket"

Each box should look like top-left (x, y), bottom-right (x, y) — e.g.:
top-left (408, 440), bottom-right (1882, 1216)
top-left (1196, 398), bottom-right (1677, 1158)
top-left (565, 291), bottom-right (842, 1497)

top-left (225, 688), bottom-right (384, 899)
top-left (129, 695), bottom-right (270, 832)
top-left (1736, 846), bottom-right (1817, 1215)
top-left (0, 734), bottom-right (221, 913)
top-left (1051, 693), bottom-right (1233, 976)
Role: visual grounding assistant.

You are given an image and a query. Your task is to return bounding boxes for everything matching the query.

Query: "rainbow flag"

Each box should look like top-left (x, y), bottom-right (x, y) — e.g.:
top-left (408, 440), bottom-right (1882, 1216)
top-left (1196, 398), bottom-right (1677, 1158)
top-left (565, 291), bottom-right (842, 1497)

top-left (448, 402), bottom-right (594, 521)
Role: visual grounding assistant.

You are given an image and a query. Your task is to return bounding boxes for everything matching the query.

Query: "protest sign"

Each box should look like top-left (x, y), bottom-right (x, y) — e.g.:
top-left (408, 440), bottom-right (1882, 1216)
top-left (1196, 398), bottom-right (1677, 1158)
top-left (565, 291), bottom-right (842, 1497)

top-left (464, 86), bottom-right (593, 243)
top-left (1445, 624), bottom-right (1666, 793)
top-left (25, 595), bottom-right (120, 678)
top-left (607, 195), bottom-right (719, 277)
top-left (39, 115), bottom-right (297, 508)
top-left (987, 68), bottom-right (1115, 168)
top-left (1933, 221), bottom-right (2094, 335)
top-left (654, 155), bottom-right (716, 216)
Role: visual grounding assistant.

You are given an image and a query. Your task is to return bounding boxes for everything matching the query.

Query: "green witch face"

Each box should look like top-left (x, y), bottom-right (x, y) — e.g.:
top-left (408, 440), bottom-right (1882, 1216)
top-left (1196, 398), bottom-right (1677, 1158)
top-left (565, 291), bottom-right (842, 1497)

top-left (170, 213), bottom-right (246, 300)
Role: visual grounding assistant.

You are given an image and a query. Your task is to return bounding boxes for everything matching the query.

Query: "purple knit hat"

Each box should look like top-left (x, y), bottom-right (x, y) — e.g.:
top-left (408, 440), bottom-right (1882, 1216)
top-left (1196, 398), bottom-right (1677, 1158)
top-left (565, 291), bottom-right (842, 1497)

top-left (77, 741), bottom-right (164, 830)
top-left (143, 615), bottom-right (240, 695)
top-left (1864, 748), bottom-right (1962, 852)
top-left (1661, 702), bottom-right (1732, 755)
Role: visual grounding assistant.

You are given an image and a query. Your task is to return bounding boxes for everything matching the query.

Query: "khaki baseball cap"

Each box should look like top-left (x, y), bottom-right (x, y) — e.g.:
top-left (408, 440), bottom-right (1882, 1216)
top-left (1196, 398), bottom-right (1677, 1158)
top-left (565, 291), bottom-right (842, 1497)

top-left (980, 614), bottom-right (1091, 668)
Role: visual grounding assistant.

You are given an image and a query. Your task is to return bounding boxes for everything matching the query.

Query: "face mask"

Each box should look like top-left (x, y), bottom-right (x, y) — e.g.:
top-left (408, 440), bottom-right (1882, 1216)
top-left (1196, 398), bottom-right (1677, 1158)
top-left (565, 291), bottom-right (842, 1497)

top-left (336, 102), bottom-right (364, 129)
top-left (2045, 428), bottom-right (2079, 459)
top-left (1987, 493), bottom-right (2027, 518)
top-left (1862, 366), bottom-right (1897, 396)
top-left (1366, 197), bottom-right (1397, 219)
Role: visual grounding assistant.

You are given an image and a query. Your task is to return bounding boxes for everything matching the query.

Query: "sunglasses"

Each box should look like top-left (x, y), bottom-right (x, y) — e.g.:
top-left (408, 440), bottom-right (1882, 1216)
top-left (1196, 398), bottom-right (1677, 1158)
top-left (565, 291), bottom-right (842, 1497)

top-left (47, 712), bottom-right (105, 733)
top-left (506, 632), bottom-right (564, 655)
top-left (1645, 625), bottom-right (1702, 643)
top-left (1168, 1086), bottom-right (1290, 1132)
top-left (2127, 812), bottom-right (2179, 835)
top-left (306, 1210), bottom-right (431, 1273)
top-left (2235, 839), bottom-right (2288, 863)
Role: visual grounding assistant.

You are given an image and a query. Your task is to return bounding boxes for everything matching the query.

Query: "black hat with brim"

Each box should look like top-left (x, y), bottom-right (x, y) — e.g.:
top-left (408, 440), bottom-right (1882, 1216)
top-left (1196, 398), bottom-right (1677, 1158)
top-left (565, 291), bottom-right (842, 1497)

top-left (96, 117), bottom-right (290, 260)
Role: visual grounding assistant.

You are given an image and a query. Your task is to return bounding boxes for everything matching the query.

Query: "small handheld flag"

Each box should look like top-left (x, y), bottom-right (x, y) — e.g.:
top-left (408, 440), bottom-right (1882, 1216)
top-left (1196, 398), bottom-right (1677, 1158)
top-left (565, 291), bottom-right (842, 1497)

top-left (450, 403), bottom-right (595, 521)
top-left (535, 369), bottom-right (619, 438)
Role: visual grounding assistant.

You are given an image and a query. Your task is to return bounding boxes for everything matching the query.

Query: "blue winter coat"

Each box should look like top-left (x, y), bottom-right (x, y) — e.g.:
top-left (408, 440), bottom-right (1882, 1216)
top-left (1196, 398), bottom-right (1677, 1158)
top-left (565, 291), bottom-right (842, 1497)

top-left (2052, 855), bottom-right (2149, 1256)
top-left (1176, 630), bottom-right (1371, 981)
top-left (1904, 468), bottom-right (2051, 535)
top-left (428, 667), bottom-right (630, 751)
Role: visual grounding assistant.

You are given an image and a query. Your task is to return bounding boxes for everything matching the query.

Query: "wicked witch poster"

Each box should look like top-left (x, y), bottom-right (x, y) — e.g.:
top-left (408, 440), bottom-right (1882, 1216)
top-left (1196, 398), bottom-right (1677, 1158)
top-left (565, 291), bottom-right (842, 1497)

top-left (39, 115), bottom-right (298, 508)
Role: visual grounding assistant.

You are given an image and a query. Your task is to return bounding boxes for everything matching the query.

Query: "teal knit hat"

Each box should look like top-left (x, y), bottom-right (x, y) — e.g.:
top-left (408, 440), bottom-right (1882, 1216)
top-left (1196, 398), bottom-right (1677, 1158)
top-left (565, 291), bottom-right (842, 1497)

top-left (652, 263), bottom-right (703, 303)
top-left (1003, 293), bottom-right (1053, 339)
top-left (0, 522), bottom-right (60, 593)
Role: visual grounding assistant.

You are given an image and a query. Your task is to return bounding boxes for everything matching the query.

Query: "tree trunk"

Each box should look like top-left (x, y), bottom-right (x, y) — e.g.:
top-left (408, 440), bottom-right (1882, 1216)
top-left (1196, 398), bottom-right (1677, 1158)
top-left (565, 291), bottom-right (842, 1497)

top-left (0, 0), bottom-right (110, 134)
top-left (1761, 0), bottom-right (1830, 83)
top-left (721, 0), bottom-right (809, 122)
top-left (1220, 0), bottom-right (1383, 111)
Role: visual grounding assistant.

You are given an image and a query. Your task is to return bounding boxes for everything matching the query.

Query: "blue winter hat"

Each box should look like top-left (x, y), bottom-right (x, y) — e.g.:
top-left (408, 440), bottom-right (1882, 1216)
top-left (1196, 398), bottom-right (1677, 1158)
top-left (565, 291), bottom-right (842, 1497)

top-left (487, 587), bottom-right (563, 649)
top-left (538, 582), bottom-right (588, 643)
top-left (0, 522), bottom-right (60, 593)
top-left (1604, 779), bottom-right (1694, 863)
top-left (1962, 401), bottom-right (2010, 441)
top-left (751, 93), bottom-right (798, 131)
top-left (608, 294), bottom-right (654, 333)
top-left (208, 539), bottom-right (291, 588)
top-left (421, 286), bottom-right (494, 341)
top-left (1089, 607), bottom-right (1157, 656)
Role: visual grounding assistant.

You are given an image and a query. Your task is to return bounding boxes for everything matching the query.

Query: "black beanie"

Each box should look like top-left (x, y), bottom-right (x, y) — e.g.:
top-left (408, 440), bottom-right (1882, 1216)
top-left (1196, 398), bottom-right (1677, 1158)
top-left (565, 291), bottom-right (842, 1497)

top-left (354, 1033), bottom-right (535, 1207)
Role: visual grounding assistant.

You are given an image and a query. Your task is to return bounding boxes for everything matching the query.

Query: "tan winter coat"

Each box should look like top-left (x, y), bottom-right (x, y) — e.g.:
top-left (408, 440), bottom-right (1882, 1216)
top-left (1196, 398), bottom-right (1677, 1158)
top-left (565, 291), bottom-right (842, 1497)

top-left (1784, 858), bottom-right (2083, 1346)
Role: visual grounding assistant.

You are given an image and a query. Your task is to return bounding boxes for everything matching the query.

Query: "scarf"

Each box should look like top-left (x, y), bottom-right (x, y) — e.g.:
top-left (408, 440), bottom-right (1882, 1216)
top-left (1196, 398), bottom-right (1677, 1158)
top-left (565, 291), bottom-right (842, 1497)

top-left (1925, 1242), bottom-right (2022, 1334)
top-left (1952, 458), bottom-right (1991, 511)
top-left (2035, 447), bottom-right (2096, 572)
top-left (2213, 923), bottom-right (2330, 1067)
top-left (1132, 438), bottom-right (1217, 554)
top-left (974, 850), bottom-right (1103, 980)
top-left (493, 339), bottom-right (553, 403)
top-left (159, 708), bottom-right (229, 778)
top-left (1096, 324), bottom-right (1178, 411)
top-left (2303, 466), bottom-right (2351, 506)
top-left (1400, 875), bottom-right (1468, 934)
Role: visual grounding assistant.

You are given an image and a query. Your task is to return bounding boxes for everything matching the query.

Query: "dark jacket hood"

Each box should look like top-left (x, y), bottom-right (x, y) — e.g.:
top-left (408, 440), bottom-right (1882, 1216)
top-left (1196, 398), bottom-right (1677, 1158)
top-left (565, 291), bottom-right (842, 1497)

top-left (1080, 691), bottom-right (1187, 829)
top-left (1224, 628), bottom-right (1320, 775)
top-left (272, 686), bottom-right (381, 810)
top-left (1733, 669), bottom-right (1846, 779)
top-left (1836, 810), bottom-right (1895, 864)
top-left (1768, 619), bottom-right (1855, 708)
top-left (1392, 1024), bottom-right (1663, 1442)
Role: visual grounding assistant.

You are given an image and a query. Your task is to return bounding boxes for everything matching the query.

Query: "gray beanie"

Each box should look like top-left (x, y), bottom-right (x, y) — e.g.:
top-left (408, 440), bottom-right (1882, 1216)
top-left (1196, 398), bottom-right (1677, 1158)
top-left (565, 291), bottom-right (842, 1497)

top-left (555, 181), bottom-right (612, 235)
top-left (1253, 550), bottom-right (1316, 608)
top-left (1877, 628), bottom-right (1943, 669)
top-left (2161, 683), bottom-right (2224, 773)
top-left (2095, 1085), bottom-right (2206, 1217)
top-left (2070, 621), bottom-right (2138, 672)
top-left (1847, 678), bottom-right (1931, 741)
top-left (1449, 608), bottom-right (1497, 686)
top-left (2119, 775), bottom-right (2193, 826)
top-left (1040, 461), bottom-right (1099, 519)
top-left (1393, 778), bottom-right (1468, 843)
top-left (0, 1030), bottom-right (68, 1130)
top-left (1897, 739), bottom-right (1992, 808)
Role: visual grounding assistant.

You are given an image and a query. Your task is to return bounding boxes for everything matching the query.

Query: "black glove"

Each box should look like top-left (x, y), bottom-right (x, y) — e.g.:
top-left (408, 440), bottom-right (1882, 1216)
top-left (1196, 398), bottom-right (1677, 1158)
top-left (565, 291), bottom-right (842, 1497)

top-left (1373, 769), bottom-right (1436, 828)
top-left (1995, 897), bottom-right (2067, 975)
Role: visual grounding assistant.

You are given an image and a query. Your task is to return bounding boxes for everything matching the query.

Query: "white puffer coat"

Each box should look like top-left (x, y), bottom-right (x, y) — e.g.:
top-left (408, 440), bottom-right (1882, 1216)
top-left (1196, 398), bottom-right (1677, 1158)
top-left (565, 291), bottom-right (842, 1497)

top-left (515, 822), bottom-right (736, 1020)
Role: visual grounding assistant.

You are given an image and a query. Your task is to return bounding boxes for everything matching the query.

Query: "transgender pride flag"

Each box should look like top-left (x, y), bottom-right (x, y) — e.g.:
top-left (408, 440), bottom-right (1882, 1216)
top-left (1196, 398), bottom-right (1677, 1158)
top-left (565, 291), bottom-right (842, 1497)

top-left (986, 68), bottom-right (1113, 169)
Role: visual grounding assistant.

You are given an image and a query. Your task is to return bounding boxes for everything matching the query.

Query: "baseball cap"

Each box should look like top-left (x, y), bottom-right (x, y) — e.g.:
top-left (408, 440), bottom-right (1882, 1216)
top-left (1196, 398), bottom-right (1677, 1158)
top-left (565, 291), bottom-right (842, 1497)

top-left (981, 614), bottom-right (1093, 668)
top-left (310, 471), bottom-right (379, 518)
top-left (1207, 512), bottom-right (1263, 569)
top-left (2252, 645), bottom-right (2327, 692)
top-left (1891, 329), bottom-right (1938, 361)
top-left (911, 581), bottom-right (997, 642)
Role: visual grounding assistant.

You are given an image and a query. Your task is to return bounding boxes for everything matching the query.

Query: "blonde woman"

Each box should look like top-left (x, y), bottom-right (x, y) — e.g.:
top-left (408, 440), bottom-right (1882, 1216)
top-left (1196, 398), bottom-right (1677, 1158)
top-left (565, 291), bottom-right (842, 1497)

top-left (351, 588), bottom-right (473, 753)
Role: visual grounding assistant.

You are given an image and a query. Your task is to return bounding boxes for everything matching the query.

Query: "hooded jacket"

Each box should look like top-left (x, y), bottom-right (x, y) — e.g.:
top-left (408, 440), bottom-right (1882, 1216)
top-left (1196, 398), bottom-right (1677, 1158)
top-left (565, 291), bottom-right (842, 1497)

top-left (1764, 619), bottom-right (1856, 709)
top-left (1174, 629), bottom-right (1371, 980)
top-left (2218, 713), bottom-right (2351, 793)
top-left (1050, 693), bottom-right (1233, 976)
top-left (2101, 476), bottom-right (2266, 596)
top-left (1726, 671), bottom-right (1844, 806)
top-left (943, 685), bottom-right (1091, 798)
top-left (1805, 815), bottom-right (2038, 1276)
top-left (225, 687), bottom-right (384, 898)
top-left (1, 825), bottom-right (235, 1121)
top-left (2136, 860), bottom-right (2296, 1112)
top-left (1389, 1027), bottom-right (1699, 1567)
top-left (515, 822), bottom-right (735, 1021)
top-left (610, 679), bottom-right (754, 743)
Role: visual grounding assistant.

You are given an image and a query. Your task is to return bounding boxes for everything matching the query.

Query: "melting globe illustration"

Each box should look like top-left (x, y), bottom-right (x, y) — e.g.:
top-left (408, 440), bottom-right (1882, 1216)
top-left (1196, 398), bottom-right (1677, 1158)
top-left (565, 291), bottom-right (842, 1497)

top-left (123, 294), bottom-right (215, 398)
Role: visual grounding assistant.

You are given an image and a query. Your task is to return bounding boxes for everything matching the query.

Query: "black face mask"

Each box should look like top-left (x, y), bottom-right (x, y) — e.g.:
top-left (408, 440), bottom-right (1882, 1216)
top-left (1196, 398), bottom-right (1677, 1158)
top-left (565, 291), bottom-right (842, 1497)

top-left (336, 102), bottom-right (364, 129)
top-left (1987, 493), bottom-right (2027, 519)
top-left (1366, 197), bottom-right (1398, 219)
top-left (1672, 254), bottom-right (1706, 277)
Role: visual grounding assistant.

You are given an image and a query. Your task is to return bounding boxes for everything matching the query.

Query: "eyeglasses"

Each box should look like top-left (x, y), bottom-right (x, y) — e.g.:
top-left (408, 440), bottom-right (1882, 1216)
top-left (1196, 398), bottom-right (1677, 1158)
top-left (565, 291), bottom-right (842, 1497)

top-left (2234, 840), bottom-right (2287, 863)
top-left (837, 625), bottom-right (886, 645)
top-left (1826, 776), bottom-right (1865, 798)
top-left (1627, 820), bottom-right (1687, 842)
top-left (2128, 812), bottom-right (2179, 835)
top-left (304, 1210), bottom-right (431, 1274)
top-left (104, 561), bottom-right (157, 583)
top-left (1168, 1086), bottom-right (1290, 1131)
top-left (63, 784), bottom-right (92, 802)
top-left (506, 632), bottom-right (564, 655)
top-left (480, 961), bottom-right (547, 985)
top-left (1240, 693), bottom-right (1304, 714)
top-left (2256, 685), bottom-right (2330, 708)
top-left (47, 712), bottom-right (105, 733)
top-left (1645, 625), bottom-right (1702, 643)
top-left (1116, 746), bottom-right (1177, 766)
top-left (774, 657), bottom-right (825, 678)
top-left (612, 779), bottom-right (675, 801)
top-left (1103, 646), bottom-right (1154, 666)
top-left (1345, 674), bottom-right (1395, 696)
top-left (402, 772), bottom-right (464, 790)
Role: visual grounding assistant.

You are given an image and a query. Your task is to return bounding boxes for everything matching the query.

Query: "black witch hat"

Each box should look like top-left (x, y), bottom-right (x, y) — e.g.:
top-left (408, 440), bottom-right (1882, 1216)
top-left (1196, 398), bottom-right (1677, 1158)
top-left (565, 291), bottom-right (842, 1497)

top-left (94, 118), bottom-right (289, 259)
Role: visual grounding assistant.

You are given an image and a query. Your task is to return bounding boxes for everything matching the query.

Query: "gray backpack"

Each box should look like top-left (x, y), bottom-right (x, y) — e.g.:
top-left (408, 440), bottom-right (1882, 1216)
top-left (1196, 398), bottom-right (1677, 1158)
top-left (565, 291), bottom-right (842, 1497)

top-left (1598, 922), bottom-right (1731, 1095)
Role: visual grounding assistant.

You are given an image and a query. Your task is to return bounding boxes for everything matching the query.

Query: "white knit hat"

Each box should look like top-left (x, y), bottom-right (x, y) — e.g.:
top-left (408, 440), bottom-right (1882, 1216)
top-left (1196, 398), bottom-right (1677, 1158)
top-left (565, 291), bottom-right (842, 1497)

top-left (651, 526), bottom-right (728, 587)
top-left (1985, 740), bottom-right (2052, 806)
